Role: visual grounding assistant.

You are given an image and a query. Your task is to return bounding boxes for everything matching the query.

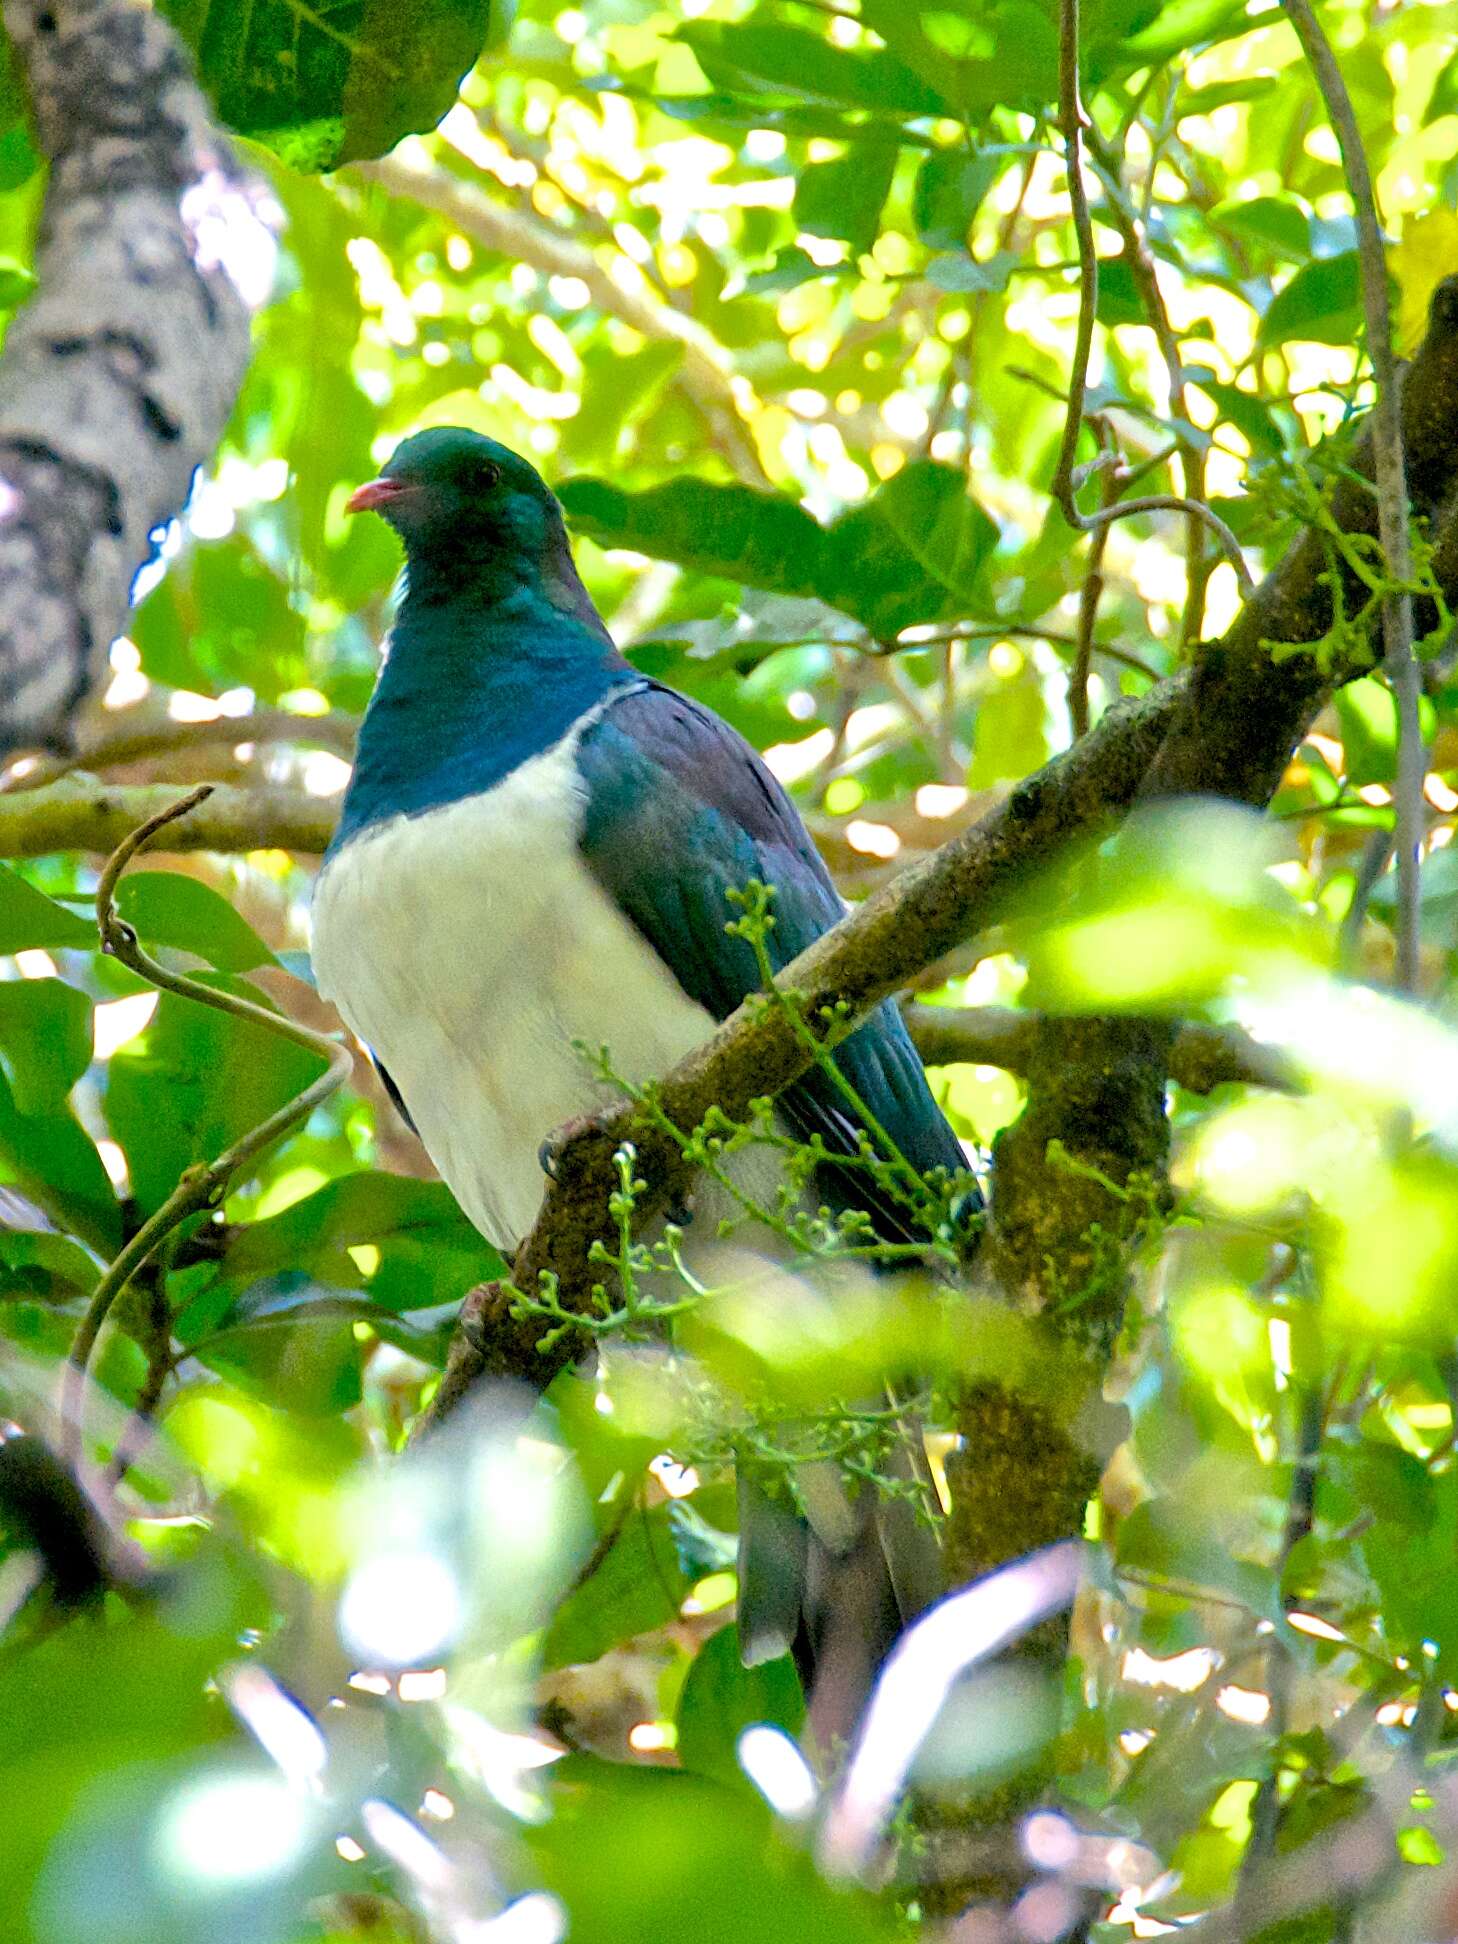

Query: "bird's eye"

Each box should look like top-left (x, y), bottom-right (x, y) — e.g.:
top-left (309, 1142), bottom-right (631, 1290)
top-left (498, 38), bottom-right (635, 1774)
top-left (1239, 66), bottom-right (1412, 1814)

top-left (476, 461), bottom-right (502, 491)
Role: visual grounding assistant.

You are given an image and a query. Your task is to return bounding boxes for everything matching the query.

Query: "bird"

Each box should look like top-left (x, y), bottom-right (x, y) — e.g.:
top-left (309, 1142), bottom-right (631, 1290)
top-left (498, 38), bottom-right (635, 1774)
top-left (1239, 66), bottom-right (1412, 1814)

top-left (310, 426), bottom-right (976, 1685)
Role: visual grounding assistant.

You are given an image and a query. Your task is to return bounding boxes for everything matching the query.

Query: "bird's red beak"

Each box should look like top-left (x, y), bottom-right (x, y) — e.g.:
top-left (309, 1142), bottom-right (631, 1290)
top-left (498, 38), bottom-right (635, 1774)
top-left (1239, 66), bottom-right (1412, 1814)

top-left (346, 476), bottom-right (415, 515)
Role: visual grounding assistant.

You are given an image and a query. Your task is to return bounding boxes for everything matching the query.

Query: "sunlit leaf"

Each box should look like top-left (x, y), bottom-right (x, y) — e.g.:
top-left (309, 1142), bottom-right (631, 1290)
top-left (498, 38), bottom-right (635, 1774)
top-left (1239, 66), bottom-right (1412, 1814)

top-left (1257, 251), bottom-right (1361, 347)
top-left (156, 0), bottom-right (496, 170)
top-left (116, 873), bottom-right (280, 974)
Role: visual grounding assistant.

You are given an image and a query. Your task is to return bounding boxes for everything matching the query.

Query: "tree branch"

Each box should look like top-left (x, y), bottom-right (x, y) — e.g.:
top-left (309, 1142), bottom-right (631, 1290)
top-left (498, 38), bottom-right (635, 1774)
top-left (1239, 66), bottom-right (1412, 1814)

top-left (1283, 0), bottom-right (1423, 989)
top-left (4, 695), bottom-right (358, 787)
top-left (0, 0), bottom-right (276, 754)
top-left (0, 775), bottom-right (335, 857)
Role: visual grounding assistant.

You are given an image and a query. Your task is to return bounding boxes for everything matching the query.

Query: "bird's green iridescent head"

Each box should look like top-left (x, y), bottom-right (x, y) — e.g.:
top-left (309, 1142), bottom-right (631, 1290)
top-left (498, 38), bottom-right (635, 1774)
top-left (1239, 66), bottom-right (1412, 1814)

top-left (347, 427), bottom-right (565, 570)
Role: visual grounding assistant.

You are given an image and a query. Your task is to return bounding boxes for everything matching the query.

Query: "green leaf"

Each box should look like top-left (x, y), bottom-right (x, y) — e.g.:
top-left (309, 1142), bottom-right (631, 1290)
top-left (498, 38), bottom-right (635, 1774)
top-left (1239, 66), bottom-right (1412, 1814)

top-left (675, 19), bottom-right (947, 117)
top-left (1192, 375), bottom-right (1289, 456)
top-left (0, 978), bottom-right (92, 1114)
top-left (1369, 835), bottom-right (1458, 944)
top-left (860, 0), bottom-right (1057, 113)
top-left (116, 872), bottom-right (279, 973)
top-left (924, 249), bottom-right (1016, 293)
top-left (196, 1274), bottom-right (455, 1373)
top-left (1095, 256), bottom-right (1147, 329)
top-left (1362, 1463), bottom-right (1458, 1678)
top-left (1333, 674), bottom-right (1425, 785)
top-left (1258, 251), bottom-right (1361, 347)
top-left (0, 1065), bottom-right (120, 1256)
top-left (562, 476), bottom-right (825, 605)
top-left (529, 1759), bottom-right (885, 1944)
top-left (543, 1503), bottom-right (694, 1669)
top-left (562, 463), bottom-right (998, 639)
top-left (913, 150), bottom-right (1002, 251)
top-left (676, 1625), bottom-right (804, 1789)
top-left (793, 133), bottom-right (899, 257)
top-left (1116, 1498), bottom-right (1281, 1624)
top-left (1115, 0), bottom-right (1256, 66)
top-left (0, 256), bottom-right (35, 308)
top-left (821, 460), bottom-right (1000, 638)
top-left (156, 0), bottom-right (496, 171)
top-left (0, 1224), bottom-right (103, 1304)
top-left (189, 1273), bottom-right (373, 1412)
top-left (1211, 195), bottom-right (1313, 261)
top-left (0, 865), bottom-right (96, 954)
top-left (206, 1172), bottom-right (503, 1310)
top-left (104, 976), bottom-right (324, 1218)
top-left (968, 654), bottom-right (1050, 787)
top-left (132, 537), bottom-right (309, 697)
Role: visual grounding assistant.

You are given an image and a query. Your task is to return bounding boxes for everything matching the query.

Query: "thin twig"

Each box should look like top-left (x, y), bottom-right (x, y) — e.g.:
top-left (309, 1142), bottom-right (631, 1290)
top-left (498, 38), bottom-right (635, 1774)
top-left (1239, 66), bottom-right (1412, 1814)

top-left (1069, 419), bottom-right (1118, 737)
top-left (60, 787), bottom-right (352, 1463)
top-left (893, 623), bottom-right (1162, 683)
top-left (1084, 126), bottom-right (1213, 642)
top-left (1284, 0), bottom-right (1424, 989)
top-left (1050, 0), bottom-right (1253, 597)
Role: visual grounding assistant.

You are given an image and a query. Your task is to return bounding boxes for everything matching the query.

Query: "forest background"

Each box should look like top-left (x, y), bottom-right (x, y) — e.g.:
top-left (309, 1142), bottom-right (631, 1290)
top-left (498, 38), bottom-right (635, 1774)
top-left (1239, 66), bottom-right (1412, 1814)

top-left (4, 0), bottom-right (1458, 1939)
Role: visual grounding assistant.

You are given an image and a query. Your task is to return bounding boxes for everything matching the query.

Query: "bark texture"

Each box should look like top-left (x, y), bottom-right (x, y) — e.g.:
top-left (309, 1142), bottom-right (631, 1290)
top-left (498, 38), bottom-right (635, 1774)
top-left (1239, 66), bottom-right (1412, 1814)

top-left (0, 0), bottom-right (273, 754)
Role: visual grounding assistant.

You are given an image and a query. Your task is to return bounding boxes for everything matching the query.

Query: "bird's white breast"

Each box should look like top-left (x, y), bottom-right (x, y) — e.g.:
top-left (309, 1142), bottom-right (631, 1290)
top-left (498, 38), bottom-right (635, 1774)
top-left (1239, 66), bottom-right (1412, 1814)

top-left (311, 729), bottom-right (722, 1251)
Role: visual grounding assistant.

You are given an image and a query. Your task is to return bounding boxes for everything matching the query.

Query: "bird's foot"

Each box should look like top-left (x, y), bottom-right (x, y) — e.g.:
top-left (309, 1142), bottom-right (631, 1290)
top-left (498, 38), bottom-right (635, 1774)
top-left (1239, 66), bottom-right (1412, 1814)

top-left (538, 1106), bottom-right (621, 1181)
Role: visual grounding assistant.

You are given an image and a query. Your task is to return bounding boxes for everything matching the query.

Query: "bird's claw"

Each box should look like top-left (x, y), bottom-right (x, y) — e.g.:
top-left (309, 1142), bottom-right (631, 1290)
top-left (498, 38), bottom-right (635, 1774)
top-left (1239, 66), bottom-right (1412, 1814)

top-left (538, 1108), bottom-right (615, 1181)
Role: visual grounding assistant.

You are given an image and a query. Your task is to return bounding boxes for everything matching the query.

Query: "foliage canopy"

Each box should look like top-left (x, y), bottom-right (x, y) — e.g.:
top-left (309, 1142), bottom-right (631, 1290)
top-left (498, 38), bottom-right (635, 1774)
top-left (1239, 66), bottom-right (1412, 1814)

top-left (5, 0), bottom-right (1458, 1940)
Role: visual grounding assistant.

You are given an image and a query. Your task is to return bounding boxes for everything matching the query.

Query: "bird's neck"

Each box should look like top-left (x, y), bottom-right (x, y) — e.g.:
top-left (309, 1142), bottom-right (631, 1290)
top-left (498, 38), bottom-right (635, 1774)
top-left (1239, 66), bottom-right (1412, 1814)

top-left (334, 567), bottom-right (637, 847)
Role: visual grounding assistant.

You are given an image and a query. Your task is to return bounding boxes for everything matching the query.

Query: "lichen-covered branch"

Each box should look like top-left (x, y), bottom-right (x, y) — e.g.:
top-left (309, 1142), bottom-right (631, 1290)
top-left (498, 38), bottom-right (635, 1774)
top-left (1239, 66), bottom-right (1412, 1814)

top-left (0, 775), bottom-right (334, 856)
top-left (5, 694), bottom-right (358, 784)
top-left (0, 0), bottom-right (275, 756)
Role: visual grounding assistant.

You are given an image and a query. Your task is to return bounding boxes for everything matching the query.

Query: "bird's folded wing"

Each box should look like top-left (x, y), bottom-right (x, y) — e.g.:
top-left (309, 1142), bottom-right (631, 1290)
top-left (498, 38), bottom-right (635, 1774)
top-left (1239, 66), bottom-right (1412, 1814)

top-left (575, 683), bottom-right (969, 1243)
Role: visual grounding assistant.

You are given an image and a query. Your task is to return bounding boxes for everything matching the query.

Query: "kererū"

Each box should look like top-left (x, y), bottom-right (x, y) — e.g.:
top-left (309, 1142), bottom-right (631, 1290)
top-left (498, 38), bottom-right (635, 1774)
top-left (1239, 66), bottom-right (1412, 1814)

top-left (310, 427), bottom-right (975, 1680)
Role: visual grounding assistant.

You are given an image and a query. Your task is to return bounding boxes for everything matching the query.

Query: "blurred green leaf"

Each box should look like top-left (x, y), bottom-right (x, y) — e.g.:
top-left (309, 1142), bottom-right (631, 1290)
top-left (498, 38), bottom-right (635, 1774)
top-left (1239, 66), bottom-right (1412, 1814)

top-left (676, 1624), bottom-right (803, 1788)
top-left (1096, 256), bottom-right (1148, 329)
top-left (676, 19), bottom-right (947, 117)
top-left (1211, 195), bottom-right (1313, 260)
top-left (860, 0), bottom-right (1057, 113)
top-left (0, 978), bottom-right (92, 1114)
top-left (190, 1272), bottom-right (367, 1411)
top-left (529, 1758), bottom-right (887, 1944)
top-left (913, 150), bottom-right (1002, 251)
top-left (0, 1582), bottom-right (259, 1944)
top-left (563, 464), bottom-right (997, 639)
top-left (206, 1172), bottom-right (502, 1309)
top-left (0, 867), bottom-right (95, 954)
top-left (793, 133), bottom-right (898, 256)
top-left (0, 1223), bottom-right (102, 1303)
top-left (0, 1065), bottom-right (120, 1256)
top-left (0, 255), bottom-right (34, 306)
top-left (1116, 1499), bottom-right (1281, 1624)
top-left (543, 1502), bottom-right (694, 1669)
